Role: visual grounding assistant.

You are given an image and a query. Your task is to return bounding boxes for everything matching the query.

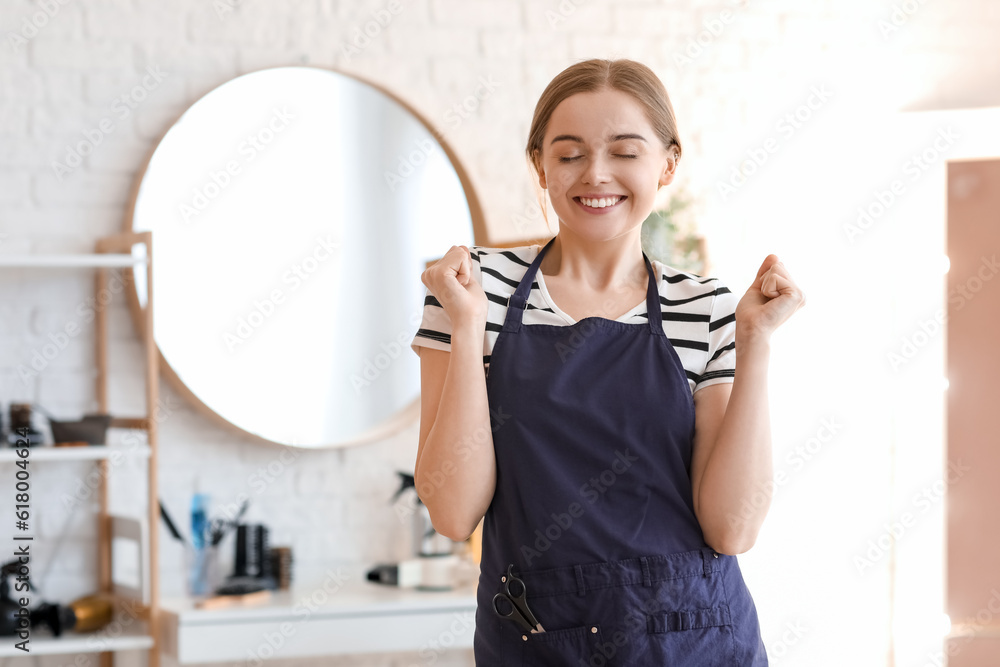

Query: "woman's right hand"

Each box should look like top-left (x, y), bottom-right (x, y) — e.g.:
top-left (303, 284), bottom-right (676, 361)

top-left (421, 245), bottom-right (488, 330)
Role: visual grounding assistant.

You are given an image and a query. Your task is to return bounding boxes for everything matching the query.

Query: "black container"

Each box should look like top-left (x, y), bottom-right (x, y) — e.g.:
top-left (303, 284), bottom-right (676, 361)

top-left (5, 404), bottom-right (43, 448)
top-left (48, 413), bottom-right (112, 446)
top-left (234, 524), bottom-right (270, 579)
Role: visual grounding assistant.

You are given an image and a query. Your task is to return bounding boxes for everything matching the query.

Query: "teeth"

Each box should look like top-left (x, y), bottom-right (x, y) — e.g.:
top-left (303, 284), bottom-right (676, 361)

top-left (580, 196), bottom-right (622, 208)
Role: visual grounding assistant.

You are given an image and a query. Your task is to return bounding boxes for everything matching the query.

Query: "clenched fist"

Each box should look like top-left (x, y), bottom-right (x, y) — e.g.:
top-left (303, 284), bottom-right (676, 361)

top-left (735, 254), bottom-right (807, 342)
top-left (421, 245), bottom-right (489, 331)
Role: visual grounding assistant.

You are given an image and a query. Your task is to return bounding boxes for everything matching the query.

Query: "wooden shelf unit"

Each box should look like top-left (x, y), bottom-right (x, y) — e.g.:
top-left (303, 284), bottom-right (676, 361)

top-left (0, 231), bottom-right (161, 666)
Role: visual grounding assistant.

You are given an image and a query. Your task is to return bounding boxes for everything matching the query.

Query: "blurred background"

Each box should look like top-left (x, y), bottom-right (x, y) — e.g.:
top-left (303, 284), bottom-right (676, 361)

top-left (1, 0), bottom-right (999, 665)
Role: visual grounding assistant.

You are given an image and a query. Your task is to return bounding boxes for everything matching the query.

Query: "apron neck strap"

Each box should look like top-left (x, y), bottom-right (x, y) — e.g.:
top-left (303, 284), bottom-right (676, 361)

top-left (506, 237), bottom-right (664, 335)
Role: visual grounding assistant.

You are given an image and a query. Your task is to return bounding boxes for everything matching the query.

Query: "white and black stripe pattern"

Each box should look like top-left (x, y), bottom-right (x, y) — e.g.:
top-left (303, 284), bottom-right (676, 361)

top-left (411, 244), bottom-right (737, 394)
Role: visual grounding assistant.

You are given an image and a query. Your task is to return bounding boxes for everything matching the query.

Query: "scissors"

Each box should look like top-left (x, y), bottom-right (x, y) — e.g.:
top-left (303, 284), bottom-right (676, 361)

top-left (492, 563), bottom-right (545, 634)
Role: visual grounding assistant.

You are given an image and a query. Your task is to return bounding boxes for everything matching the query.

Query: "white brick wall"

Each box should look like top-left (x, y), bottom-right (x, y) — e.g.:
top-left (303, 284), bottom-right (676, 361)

top-left (1, 0), bottom-right (998, 665)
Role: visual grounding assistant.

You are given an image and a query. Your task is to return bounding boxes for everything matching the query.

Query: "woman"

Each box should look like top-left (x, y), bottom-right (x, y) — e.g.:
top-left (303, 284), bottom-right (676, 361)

top-left (410, 58), bottom-right (804, 666)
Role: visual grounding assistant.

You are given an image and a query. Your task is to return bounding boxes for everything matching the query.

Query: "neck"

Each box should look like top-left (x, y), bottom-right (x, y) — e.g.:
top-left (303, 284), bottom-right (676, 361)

top-left (541, 227), bottom-right (647, 292)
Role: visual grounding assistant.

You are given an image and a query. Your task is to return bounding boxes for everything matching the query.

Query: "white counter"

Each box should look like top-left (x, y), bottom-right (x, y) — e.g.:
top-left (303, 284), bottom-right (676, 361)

top-left (159, 580), bottom-right (478, 663)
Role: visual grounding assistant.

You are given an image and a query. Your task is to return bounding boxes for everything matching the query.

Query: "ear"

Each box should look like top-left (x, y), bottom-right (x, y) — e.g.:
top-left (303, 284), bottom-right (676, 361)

top-left (658, 151), bottom-right (679, 188)
top-left (533, 149), bottom-right (547, 190)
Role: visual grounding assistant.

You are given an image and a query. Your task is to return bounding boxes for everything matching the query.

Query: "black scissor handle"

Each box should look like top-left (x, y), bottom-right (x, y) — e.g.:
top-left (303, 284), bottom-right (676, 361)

top-left (493, 563), bottom-right (542, 632)
top-left (492, 592), bottom-right (536, 633)
top-left (501, 564), bottom-right (528, 600)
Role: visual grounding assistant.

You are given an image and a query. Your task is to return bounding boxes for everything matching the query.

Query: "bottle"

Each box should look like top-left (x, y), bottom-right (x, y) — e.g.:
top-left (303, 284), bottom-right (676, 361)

top-left (391, 472), bottom-right (460, 590)
top-left (191, 489), bottom-right (208, 550)
top-left (188, 482), bottom-right (213, 596)
top-left (7, 404), bottom-right (43, 448)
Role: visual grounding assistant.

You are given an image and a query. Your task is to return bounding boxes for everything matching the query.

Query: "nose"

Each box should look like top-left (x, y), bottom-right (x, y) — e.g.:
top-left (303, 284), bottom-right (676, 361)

top-left (581, 153), bottom-right (612, 185)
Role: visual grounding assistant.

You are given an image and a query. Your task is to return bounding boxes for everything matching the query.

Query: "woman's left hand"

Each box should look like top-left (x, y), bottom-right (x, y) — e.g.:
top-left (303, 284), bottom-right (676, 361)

top-left (735, 254), bottom-right (806, 341)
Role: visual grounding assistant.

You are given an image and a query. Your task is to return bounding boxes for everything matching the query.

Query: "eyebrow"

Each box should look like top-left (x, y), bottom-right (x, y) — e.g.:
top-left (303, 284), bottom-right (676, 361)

top-left (549, 133), bottom-right (648, 145)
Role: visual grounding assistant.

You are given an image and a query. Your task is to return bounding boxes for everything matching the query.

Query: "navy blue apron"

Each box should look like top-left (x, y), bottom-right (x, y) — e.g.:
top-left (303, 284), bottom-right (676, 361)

top-left (474, 236), bottom-right (768, 665)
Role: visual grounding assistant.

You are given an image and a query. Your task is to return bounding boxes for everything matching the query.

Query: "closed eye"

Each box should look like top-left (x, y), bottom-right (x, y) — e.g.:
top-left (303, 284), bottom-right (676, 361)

top-left (557, 154), bottom-right (638, 163)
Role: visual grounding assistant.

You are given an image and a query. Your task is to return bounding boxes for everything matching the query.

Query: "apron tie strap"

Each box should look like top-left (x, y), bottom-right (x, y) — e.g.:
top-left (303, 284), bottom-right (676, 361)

top-left (647, 606), bottom-right (732, 632)
top-left (701, 548), bottom-right (716, 577)
top-left (574, 564), bottom-right (586, 596)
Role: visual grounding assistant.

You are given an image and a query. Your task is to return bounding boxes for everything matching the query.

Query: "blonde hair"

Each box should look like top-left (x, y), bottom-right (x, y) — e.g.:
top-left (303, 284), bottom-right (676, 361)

top-left (525, 58), bottom-right (683, 231)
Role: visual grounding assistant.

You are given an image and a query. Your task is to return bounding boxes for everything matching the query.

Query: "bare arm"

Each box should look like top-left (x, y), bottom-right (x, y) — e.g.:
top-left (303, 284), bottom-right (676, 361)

top-left (414, 325), bottom-right (496, 541)
top-left (413, 245), bottom-right (496, 541)
top-left (690, 255), bottom-right (805, 554)
top-left (690, 338), bottom-right (772, 555)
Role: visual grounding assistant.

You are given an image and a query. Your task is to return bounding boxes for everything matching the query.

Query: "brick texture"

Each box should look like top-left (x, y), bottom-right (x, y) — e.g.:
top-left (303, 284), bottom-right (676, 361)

top-left (1, 0), bottom-right (997, 665)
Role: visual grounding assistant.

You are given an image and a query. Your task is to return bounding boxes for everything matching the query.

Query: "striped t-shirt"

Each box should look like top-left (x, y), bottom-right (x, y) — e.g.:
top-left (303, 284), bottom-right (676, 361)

top-left (409, 244), bottom-right (738, 394)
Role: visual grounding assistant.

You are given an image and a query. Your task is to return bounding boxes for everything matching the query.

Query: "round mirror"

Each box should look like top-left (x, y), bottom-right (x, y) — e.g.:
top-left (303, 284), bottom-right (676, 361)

top-left (126, 66), bottom-right (482, 448)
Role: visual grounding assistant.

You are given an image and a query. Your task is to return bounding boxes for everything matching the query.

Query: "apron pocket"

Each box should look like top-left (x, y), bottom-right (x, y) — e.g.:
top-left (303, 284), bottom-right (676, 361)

top-left (518, 623), bottom-right (610, 667)
top-left (645, 605), bottom-right (735, 665)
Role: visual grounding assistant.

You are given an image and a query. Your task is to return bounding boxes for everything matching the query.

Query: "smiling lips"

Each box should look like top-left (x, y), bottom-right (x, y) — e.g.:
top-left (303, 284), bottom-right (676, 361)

top-left (575, 195), bottom-right (627, 211)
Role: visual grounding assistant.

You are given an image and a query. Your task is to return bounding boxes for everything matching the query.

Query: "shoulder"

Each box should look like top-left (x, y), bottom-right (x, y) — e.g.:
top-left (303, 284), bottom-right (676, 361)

top-left (470, 244), bottom-right (541, 263)
top-left (649, 258), bottom-right (727, 301)
top-left (469, 244), bottom-right (542, 277)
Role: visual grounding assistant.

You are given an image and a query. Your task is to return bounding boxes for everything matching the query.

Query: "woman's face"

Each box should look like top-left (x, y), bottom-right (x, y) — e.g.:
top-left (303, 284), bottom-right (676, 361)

top-left (535, 87), bottom-right (677, 242)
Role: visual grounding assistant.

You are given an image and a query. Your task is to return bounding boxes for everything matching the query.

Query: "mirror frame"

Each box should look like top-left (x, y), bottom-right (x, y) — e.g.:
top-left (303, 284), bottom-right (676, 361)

top-left (120, 65), bottom-right (494, 449)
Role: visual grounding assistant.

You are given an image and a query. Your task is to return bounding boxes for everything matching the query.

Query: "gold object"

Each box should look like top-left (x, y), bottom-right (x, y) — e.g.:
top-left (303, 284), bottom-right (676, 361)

top-left (69, 594), bottom-right (113, 633)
